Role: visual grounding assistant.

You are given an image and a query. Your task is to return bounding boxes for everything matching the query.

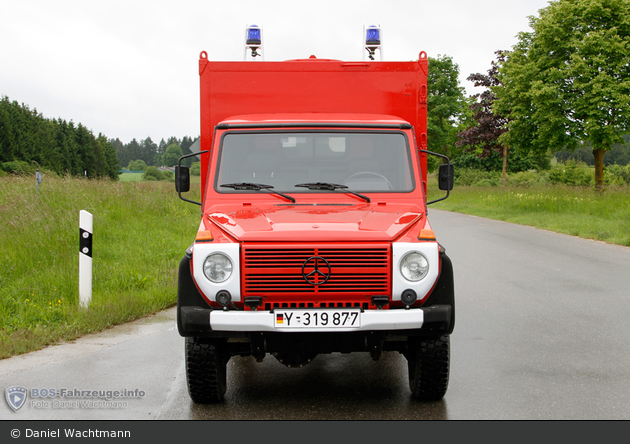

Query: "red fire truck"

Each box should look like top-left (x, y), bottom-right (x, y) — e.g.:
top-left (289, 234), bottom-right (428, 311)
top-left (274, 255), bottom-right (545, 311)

top-left (175, 37), bottom-right (455, 403)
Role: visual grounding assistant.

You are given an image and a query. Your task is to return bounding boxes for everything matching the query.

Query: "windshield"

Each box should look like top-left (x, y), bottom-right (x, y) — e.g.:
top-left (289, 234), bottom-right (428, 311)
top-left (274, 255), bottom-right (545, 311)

top-left (215, 131), bottom-right (415, 193)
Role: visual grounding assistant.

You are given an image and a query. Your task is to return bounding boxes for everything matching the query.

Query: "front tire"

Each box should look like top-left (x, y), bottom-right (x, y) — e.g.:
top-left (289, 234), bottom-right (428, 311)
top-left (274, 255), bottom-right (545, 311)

top-left (185, 337), bottom-right (229, 403)
top-left (407, 335), bottom-right (450, 401)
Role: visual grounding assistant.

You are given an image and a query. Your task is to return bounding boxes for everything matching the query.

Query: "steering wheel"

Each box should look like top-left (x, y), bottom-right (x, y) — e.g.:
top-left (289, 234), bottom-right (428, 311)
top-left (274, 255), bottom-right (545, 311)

top-left (344, 171), bottom-right (394, 190)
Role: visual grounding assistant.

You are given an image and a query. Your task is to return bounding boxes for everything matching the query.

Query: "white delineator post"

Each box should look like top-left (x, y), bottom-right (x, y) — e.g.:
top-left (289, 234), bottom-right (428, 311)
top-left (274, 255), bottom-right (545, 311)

top-left (79, 210), bottom-right (93, 308)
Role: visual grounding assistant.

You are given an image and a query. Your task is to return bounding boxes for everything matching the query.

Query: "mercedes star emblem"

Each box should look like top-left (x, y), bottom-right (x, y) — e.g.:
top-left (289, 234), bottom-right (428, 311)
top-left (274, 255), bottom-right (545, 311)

top-left (301, 256), bottom-right (331, 285)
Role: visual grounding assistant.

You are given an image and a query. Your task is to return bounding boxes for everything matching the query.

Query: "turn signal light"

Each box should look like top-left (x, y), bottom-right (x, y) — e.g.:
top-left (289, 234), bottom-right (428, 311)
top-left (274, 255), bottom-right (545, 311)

top-left (417, 229), bottom-right (436, 241)
top-left (195, 230), bottom-right (214, 242)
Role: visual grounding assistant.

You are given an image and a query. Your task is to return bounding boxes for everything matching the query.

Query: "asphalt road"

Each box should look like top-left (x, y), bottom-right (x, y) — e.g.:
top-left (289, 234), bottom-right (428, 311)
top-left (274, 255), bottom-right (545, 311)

top-left (2, 209), bottom-right (630, 420)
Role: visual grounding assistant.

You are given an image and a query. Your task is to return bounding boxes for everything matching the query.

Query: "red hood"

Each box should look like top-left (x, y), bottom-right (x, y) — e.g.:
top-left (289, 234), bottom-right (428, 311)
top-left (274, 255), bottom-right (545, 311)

top-left (206, 202), bottom-right (424, 242)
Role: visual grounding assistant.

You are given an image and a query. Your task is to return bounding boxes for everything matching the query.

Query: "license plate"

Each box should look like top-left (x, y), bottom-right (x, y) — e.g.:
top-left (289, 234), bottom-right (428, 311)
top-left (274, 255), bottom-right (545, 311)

top-left (274, 308), bottom-right (361, 329)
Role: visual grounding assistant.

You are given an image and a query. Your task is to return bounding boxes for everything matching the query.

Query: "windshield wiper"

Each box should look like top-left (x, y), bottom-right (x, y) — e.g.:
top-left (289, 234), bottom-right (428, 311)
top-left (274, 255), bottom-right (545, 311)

top-left (220, 183), bottom-right (296, 203)
top-left (294, 182), bottom-right (370, 203)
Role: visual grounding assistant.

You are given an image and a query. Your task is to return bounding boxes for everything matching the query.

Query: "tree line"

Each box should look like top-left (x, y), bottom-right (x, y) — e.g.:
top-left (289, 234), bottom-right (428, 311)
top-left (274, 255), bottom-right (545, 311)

top-left (111, 135), bottom-right (199, 170)
top-left (428, 0), bottom-right (630, 190)
top-left (0, 96), bottom-right (120, 179)
top-left (0, 94), bottom-right (199, 180)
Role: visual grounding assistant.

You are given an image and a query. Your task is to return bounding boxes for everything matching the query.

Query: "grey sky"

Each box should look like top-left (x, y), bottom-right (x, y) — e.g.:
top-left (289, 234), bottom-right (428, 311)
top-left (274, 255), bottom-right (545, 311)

top-left (1, 0), bottom-right (551, 144)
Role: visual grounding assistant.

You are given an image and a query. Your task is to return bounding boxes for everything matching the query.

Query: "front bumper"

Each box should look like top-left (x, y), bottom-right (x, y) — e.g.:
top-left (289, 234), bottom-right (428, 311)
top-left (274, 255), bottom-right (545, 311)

top-left (179, 304), bottom-right (452, 336)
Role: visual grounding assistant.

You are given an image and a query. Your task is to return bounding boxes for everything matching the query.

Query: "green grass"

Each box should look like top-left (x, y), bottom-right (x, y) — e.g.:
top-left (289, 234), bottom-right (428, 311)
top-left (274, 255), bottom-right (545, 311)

top-left (0, 175), bottom-right (201, 359)
top-left (428, 179), bottom-right (630, 247)
top-left (118, 172), bottom-right (144, 181)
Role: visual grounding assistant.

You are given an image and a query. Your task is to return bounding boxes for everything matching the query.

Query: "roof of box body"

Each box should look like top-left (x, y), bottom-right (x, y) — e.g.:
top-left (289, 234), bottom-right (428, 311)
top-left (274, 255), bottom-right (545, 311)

top-left (217, 113), bottom-right (412, 129)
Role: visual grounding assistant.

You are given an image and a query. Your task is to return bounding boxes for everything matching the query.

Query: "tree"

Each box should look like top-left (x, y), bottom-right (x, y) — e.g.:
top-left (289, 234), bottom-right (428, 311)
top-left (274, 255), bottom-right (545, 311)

top-left (96, 134), bottom-right (120, 179)
top-left (125, 139), bottom-right (141, 167)
top-left (109, 138), bottom-right (126, 167)
top-left (181, 135), bottom-right (195, 155)
top-left (75, 123), bottom-right (96, 177)
top-left (190, 161), bottom-right (201, 176)
top-left (495, 0), bottom-right (630, 190)
top-left (457, 51), bottom-right (510, 188)
top-left (140, 137), bottom-right (158, 166)
top-left (128, 159), bottom-right (147, 171)
top-left (162, 143), bottom-right (183, 167)
top-left (427, 55), bottom-right (471, 168)
top-left (180, 135), bottom-right (198, 167)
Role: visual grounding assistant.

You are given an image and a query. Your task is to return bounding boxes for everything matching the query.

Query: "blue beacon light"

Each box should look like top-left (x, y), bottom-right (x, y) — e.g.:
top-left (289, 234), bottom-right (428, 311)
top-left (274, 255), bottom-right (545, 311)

top-left (366, 26), bottom-right (381, 46)
top-left (245, 25), bottom-right (262, 59)
top-left (365, 25), bottom-right (382, 60)
top-left (246, 25), bottom-right (261, 45)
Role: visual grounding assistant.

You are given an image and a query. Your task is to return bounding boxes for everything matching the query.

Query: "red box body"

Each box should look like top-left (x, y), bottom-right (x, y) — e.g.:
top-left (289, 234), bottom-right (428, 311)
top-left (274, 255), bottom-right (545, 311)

top-left (197, 52), bottom-right (429, 200)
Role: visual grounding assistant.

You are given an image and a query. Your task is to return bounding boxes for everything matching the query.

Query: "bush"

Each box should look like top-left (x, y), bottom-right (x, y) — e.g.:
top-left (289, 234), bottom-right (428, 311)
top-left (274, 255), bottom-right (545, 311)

top-left (505, 170), bottom-right (551, 187)
top-left (447, 159), bottom-right (626, 189)
top-left (605, 164), bottom-right (630, 186)
top-left (452, 150), bottom-right (550, 173)
top-left (454, 168), bottom-right (502, 187)
top-left (474, 178), bottom-right (501, 187)
top-left (451, 153), bottom-right (495, 171)
top-left (548, 160), bottom-right (593, 186)
top-left (142, 166), bottom-right (174, 181)
top-left (142, 166), bottom-right (162, 181)
top-left (190, 162), bottom-right (201, 176)
top-left (127, 159), bottom-right (147, 172)
top-left (1, 161), bottom-right (37, 175)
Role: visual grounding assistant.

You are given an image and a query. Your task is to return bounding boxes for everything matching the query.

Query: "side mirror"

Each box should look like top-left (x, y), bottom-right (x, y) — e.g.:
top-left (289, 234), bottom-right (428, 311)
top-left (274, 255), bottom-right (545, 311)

top-left (175, 166), bottom-right (190, 193)
top-left (420, 149), bottom-right (454, 205)
top-left (438, 163), bottom-right (454, 191)
top-left (176, 151), bottom-right (207, 207)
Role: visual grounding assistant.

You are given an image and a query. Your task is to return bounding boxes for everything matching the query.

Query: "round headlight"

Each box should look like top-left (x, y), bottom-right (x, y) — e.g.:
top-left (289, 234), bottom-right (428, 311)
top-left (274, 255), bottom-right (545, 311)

top-left (203, 253), bottom-right (233, 283)
top-left (400, 252), bottom-right (429, 282)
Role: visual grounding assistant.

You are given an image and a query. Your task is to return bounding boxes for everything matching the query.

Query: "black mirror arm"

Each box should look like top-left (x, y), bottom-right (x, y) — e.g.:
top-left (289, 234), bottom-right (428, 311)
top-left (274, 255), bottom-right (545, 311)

top-left (177, 151), bottom-right (208, 206)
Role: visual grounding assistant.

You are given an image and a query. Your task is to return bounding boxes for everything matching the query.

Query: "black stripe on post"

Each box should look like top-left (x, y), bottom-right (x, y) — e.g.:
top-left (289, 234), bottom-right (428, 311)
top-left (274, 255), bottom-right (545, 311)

top-left (80, 228), bottom-right (93, 258)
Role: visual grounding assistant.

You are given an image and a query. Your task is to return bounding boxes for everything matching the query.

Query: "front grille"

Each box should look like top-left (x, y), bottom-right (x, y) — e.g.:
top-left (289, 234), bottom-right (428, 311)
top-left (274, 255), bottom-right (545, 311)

top-left (242, 244), bottom-right (391, 306)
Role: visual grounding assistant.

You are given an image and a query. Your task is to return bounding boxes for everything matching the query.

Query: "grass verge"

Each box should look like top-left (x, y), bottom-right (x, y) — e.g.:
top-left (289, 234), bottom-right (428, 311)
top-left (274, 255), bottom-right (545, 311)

top-left (0, 175), bottom-right (201, 359)
top-left (428, 180), bottom-right (630, 247)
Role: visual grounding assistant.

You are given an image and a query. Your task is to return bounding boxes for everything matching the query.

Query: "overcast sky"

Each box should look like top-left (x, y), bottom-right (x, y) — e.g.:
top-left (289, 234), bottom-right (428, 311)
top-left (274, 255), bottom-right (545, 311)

top-left (1, 0), bottom-right (551, 144)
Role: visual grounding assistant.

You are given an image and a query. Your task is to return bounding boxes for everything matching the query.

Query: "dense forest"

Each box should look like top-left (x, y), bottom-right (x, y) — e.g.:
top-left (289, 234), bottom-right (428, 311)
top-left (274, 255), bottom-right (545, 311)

top-left (0, 96), bottom-right (120, 179)
top-left (0, 96), bottom-right (200, 179)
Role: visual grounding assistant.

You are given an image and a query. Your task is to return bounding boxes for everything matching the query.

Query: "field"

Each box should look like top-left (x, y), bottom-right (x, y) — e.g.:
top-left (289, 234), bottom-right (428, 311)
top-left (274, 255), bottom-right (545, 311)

top-left (0, 175), bottom-right (200, 359)
top-left (118, 172), bottom-right (144, 181)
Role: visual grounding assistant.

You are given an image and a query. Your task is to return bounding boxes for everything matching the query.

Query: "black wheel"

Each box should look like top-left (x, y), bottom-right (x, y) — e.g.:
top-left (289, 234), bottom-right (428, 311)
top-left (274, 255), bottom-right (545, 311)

top-left (185, 337), bottom-right (229, 403)
top-left (407, 335), bottom-right (450, 401)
